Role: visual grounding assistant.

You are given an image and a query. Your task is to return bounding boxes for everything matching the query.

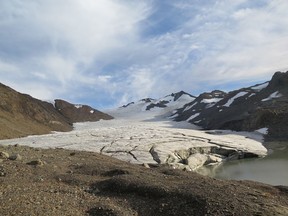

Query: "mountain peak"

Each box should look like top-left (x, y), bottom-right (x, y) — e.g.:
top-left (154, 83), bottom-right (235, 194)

top-left (170, 91), bottom-right (195, 101)
top-left (268, 71), bottom-right (288, 89)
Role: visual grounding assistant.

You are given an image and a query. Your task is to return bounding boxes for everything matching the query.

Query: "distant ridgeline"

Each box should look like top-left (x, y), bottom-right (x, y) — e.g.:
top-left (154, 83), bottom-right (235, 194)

top-left (1, 71), bottom-right (288, 141)
top-left (119, 71), bottom-right (288, 141)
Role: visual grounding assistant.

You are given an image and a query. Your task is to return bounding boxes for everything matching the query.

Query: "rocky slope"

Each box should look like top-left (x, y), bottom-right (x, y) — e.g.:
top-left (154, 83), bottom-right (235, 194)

top-left (55, 99), bottom-right (113, 123)
top-left (0, 83), bottom-right (113, 140)
top-left (0, 144), bottom-right (287, 215)
top-left (173, 71), bottom-right (288, 141)
top-left (0, 83), bottom-right (73, 139)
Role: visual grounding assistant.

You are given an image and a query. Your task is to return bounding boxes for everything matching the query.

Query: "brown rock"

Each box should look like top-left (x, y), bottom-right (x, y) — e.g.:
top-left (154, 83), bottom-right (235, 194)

top-left (0, 82), bottom-right (73, 140)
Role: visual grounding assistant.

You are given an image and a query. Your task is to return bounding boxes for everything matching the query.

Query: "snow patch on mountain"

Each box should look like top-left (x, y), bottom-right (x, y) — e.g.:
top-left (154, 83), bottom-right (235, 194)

top-left (223, 92), bottom-right (249, 107)
top-left (255, 128), bottom-right (268, 135)
top-left (187, 113), bottom-right (200, 122)
top-left (261, 91), bottom-right (282, 102)
top-left (201, 98), bottom-right (223, 104)
top-left (251, 82), bottom-right (269, 91)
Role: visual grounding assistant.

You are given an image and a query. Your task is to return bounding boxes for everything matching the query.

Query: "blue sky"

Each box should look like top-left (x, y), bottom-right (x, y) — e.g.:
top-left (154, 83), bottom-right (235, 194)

top-left (0, 0), bottom-right (288, 109)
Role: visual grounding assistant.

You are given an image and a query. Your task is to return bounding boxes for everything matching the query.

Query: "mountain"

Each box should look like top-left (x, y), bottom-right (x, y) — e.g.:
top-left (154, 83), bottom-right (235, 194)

top-left (55, 99), bottom-right (113, 123)
top-left (0, 83), bottom-right (113, 140)
top-left (109, 91), bottom-right (195, 119)
top-left (0, 83), bottom-right (72, 139)
top-left (173, 71), bottom-right (288, 141)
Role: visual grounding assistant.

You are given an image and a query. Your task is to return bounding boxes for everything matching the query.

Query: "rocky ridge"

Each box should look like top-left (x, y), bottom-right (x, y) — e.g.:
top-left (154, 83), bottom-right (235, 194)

top-left (173, 71), bottom-right (288, 141)
top-left (0, 83), bottom-right (113, 140)
top-left (55, 99), bottom-right (113, 123)
top-left (121, 91), bottom-right (195, 112)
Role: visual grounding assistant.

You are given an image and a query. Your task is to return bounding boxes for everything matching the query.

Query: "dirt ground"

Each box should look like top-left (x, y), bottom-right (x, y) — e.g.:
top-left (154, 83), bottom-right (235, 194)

top-left (0, 144), bottom-right (287, 216)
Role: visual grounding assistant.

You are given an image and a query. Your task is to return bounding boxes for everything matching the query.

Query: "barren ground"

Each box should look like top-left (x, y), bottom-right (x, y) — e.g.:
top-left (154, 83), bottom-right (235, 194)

top-left (0, 144), bottom-right (288, 216)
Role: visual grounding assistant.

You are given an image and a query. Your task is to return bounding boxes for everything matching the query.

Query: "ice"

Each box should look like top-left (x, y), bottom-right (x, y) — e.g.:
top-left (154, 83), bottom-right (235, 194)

top-left (0, 108), bottom-right (267, 168)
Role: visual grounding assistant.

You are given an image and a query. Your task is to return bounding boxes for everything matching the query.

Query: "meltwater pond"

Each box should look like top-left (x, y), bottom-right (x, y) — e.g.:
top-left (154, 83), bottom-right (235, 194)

top-left (197, 142), bottom-right (288, 186)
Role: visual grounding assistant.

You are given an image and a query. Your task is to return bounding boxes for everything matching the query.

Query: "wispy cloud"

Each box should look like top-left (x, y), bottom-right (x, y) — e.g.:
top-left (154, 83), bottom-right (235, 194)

top-left (0, 0), bottom-right (288, 108)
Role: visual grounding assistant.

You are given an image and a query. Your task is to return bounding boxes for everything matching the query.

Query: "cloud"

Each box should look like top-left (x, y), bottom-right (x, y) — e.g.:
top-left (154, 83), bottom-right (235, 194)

top-left (0, 0), bottom-right (151, 104)
top-left (120, 0), bottom-right (288, 96)
top-left (1, 0), bottom-right (288, 108)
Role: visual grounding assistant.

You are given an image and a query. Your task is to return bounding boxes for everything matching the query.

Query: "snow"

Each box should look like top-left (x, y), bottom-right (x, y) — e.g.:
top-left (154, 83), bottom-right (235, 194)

top-left (186, 113), bottom-right (200, 122)
top-left (251, 82), bottom-right (269, 91)
top-left (183, 102), bottom-right (197, 112)
top-left (223, 92), bottom-right (248, 107)
top-left (261, 91), bottom-right (282, 102)
top-left (74, 105), bottom-right (83, 109)
top-left (201, 98), bottom-right (223, 104)
top-left (255, 128), bottom-right (268, 135)
top-left (90, 110), bottom-right (94, 114)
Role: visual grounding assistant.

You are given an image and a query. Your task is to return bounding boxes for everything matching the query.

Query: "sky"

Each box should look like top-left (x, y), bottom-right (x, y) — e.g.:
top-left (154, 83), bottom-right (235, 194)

top-left (0, 0), bottom-right (288, 109)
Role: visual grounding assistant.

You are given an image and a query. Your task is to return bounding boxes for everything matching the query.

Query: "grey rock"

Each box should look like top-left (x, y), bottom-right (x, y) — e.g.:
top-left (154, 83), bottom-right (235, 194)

top-left (9, 154), bottom-right (22, 161)
top-left (0, 166), bottom-right (6, 177)
top-left (27, 159), bottom-right (44, 166)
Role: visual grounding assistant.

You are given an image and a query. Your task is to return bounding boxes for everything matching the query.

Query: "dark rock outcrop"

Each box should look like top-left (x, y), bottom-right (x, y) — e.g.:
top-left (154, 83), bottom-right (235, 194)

top-left (54, 99), bottom-right (113, 123)
top-left (173, 71), bottom-right (288, 141)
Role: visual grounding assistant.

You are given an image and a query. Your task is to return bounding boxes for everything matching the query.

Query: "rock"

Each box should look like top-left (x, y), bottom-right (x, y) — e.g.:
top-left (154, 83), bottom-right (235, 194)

top-left (0, 151), bottom-right (9, 159)
top-left (54, 99), bottom-right (113, 123)
top-left (0, 166), bottom-right (6, 177)
top-left (27, 159), bottom-right (44, 166)
top-left (9, 154), bottom-right (22, 161)
top-left (142, 163), bottom-right (150, 168)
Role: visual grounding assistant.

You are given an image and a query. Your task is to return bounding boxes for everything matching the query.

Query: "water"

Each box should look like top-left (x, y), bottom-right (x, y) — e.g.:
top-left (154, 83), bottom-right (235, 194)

top-left (198, 142), bottom-right (288, 186)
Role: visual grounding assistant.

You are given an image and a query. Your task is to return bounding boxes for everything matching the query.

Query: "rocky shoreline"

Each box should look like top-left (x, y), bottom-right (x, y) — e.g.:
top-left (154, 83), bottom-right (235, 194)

top-left (0, 144), bottom-right (287, 216)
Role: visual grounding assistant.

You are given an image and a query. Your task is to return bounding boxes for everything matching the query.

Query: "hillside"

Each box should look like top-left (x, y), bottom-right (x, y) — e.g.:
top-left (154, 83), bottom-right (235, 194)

top-left (55, 99), bottom-right (113, 123)
top-left (173, 71), bottom-right (288, 141)
top-left (0, 144), bottom-right (287, 215)
top-left (0, 83), bottom-right (113, 140)
top-left (0, 83), bottom-right (73, 139)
